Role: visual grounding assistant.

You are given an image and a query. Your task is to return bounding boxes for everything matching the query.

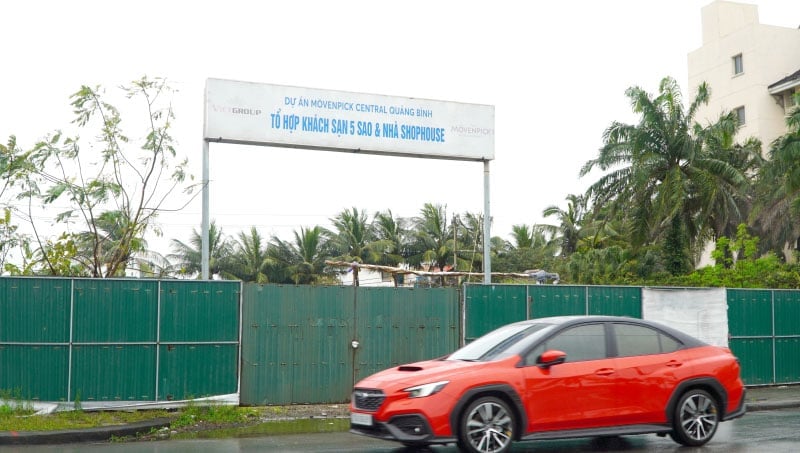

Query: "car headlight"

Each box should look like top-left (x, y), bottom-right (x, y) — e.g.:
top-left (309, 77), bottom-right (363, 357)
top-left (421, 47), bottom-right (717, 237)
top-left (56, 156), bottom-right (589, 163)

top-left (403, 381), bottom-right (449, 398)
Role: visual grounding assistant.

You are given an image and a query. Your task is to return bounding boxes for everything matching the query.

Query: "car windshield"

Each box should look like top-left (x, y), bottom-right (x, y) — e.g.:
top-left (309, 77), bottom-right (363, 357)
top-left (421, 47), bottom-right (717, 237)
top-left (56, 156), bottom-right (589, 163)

top-left (448, 322), bottom-right (554, 362)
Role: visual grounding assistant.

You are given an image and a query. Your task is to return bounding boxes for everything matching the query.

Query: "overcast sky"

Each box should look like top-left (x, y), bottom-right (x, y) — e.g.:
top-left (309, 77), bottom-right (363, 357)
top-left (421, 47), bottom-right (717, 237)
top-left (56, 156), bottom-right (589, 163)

top-left (2, 0), bottom-right (799, 254)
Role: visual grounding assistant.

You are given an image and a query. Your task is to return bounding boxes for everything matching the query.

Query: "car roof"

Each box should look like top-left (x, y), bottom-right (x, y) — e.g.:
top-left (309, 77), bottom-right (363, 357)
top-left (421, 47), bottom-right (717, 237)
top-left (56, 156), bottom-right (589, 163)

top-left (511, 315), bottom-right (707, 347)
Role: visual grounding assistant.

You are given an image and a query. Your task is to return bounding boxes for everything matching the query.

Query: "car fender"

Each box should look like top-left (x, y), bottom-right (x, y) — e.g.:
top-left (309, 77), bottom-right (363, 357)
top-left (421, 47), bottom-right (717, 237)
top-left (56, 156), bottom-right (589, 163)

top-left (665, 377), bottom-right (728, 421)
top-left (449, 383), bottom-right (528, 439)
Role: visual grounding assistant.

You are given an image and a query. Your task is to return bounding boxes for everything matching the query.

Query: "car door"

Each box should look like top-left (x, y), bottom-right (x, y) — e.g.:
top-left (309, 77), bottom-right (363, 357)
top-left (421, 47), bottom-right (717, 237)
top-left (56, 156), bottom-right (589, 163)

top-left (520, 322), bottom-right (620, 432)
top-left (609, 322), bottom-right (691, 424)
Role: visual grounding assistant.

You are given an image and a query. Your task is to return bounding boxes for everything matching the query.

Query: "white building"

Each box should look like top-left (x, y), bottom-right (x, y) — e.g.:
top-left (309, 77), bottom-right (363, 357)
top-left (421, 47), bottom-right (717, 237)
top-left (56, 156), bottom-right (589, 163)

top-left (688, 0), bottom-right (800, 263)
top-left (688, 0), bottom-right (800, 150)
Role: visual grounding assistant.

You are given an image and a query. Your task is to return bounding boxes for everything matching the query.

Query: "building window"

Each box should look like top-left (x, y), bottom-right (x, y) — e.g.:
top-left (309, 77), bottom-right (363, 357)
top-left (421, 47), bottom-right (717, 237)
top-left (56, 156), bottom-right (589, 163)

top-left (735, 106), bottom-right (746, 125)
top-left (732, 54), bottom-right (743, 75)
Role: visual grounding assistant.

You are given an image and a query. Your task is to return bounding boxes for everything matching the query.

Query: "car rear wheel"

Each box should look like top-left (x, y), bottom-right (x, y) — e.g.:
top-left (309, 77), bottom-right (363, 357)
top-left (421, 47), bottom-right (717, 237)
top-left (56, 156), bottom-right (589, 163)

top-left (458, 396), bottom-right (515, 453)
top-left (669, 389), bottom-right (719, 446)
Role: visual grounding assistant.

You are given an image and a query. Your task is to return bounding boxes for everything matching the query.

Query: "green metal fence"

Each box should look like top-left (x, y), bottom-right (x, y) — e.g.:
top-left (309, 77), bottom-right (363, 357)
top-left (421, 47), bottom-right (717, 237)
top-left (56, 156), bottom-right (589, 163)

top-left (239, 284), bottom-right (459, 405)
top-left (0, 277), bottom-right (240, 402)
top-left (4, 279), bottom-right (800, 404)
top-left (464, 284), bottom-right (641, 341)
top-left (728, 288), bottom-right (800, 385)
top-left (465, 284), bottom-right (799, 386)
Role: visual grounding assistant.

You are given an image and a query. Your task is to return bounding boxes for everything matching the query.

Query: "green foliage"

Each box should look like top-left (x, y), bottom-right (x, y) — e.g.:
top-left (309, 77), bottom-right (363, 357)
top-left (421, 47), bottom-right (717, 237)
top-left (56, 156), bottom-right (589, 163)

top-left (172, 403), bottom-right (251, 429)
top-left (1, 76), bottom-right (194, 277)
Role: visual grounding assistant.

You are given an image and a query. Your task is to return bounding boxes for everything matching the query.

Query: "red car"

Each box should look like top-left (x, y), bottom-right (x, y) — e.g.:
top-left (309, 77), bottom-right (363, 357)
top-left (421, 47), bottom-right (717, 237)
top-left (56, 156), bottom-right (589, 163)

top-left (350, 315), bottom-right (745, 453)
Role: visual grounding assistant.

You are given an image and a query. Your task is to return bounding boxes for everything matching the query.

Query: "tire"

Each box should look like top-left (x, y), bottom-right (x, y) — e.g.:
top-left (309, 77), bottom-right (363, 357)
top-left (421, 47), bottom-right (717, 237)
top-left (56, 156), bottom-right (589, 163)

top-left (457, 396), bottom-right (515, 453)
top-left (669, 389), bottom-right (719, 446)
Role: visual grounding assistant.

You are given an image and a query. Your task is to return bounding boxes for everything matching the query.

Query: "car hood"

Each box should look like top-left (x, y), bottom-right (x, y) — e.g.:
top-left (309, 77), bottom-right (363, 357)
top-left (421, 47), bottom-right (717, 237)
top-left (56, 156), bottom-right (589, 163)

top-left (355, 357), bottom-right (513, 390)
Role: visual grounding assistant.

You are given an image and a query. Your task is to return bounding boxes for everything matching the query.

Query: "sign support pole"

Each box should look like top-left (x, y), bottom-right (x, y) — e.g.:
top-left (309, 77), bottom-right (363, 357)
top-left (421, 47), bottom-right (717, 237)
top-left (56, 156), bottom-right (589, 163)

top-left (202, 140), bottom-right (210, 280)
top-left (483, 160), bottom-right (491, 284)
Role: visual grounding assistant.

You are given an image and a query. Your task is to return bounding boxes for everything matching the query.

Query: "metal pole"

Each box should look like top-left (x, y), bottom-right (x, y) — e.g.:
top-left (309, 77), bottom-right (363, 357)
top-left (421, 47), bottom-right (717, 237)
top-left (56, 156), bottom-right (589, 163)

top-left (483, 160), bottom-right (491, 284)
top-left (202, 140), bottom-right (210, 280)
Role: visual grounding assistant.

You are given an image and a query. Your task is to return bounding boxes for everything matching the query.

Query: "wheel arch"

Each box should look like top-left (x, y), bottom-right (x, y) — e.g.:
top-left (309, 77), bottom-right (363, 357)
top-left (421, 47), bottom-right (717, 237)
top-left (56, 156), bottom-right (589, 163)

top-left (449, 384), bottom-right (528, 440)
top-left (666, 377), bottom-right (728, 422)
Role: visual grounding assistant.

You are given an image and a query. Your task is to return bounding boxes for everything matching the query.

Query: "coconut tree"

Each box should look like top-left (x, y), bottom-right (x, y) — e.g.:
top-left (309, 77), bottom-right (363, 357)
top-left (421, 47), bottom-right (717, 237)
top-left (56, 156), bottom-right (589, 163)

top-left (580, 76), bottom-right (753, 274)
top-left (329, 207), bottom-right (378, 286)
top-left (269, 225), bottom-right (332, 284)
top-left (408, 203), bottom-right (452, 285)
top-left (229, 227), bottom-right (272, 283)
top-left (373, 210), bottom-right (409, 286)
top-left (752, 99), bottom-right (800, 257)
top-left (169, 220), bottom-right (234, 278)
top-left (542, 194), bottom-right (586, 257)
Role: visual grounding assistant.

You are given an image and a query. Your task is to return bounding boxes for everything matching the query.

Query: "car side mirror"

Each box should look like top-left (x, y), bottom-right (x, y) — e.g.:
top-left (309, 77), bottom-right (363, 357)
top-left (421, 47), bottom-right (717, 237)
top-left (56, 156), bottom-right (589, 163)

top-left (537, 349), bottom-right (567, 368)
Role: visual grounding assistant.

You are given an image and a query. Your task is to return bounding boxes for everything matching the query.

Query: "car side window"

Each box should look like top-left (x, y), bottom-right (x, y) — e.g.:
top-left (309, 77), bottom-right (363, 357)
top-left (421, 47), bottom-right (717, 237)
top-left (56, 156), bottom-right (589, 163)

top-left (540, 323), bottom-right (607, 363)
top-left (614, 323), bottom-right (682, 357)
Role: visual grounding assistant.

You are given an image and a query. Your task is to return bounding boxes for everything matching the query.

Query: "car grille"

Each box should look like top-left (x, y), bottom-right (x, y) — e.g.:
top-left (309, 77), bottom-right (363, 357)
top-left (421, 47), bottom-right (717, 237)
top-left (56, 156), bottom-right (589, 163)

top-left (353, 388), bottom-right (385, 411)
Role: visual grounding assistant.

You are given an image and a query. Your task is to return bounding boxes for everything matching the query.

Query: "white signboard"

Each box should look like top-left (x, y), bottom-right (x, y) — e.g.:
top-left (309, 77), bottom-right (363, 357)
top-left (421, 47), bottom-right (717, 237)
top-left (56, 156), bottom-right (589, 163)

top-left (204, 78), bottom-right (495, 161)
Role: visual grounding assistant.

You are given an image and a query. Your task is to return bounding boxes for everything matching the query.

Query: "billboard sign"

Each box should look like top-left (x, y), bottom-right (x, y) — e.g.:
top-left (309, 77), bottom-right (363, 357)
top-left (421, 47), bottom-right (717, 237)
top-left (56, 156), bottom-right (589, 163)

top-left (204, 78), bottom-right (495, 161)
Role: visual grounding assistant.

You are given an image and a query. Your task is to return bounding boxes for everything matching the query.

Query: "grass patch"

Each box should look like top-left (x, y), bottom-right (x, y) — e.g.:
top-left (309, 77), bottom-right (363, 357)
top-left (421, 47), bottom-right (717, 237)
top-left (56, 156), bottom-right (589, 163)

top-left (0, 409), bottom-right (174, 432)
top-left (170, 417), bottom-right (350, 440)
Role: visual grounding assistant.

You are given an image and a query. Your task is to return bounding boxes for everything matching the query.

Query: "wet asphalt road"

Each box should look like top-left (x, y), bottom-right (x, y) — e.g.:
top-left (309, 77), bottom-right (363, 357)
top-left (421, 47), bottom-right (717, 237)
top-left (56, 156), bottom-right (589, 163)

top-left (5, 408), bottom-right (800, 452)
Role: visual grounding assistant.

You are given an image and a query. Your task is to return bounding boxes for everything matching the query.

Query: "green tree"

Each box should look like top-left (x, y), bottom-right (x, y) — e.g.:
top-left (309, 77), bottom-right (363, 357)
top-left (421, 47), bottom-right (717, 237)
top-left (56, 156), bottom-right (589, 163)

top-left (455, 212), bottom-right (485, 274)
top-left (269, 226), bottom-right (332, 284)
top-left (408, 203), bottom-right (452, 285)
top-left (169, 221), bottom-right (233, 278)
top-left (581, 76), bottom-right (752, 275)
top-left (329, 207), bottom-right (378, 286)
top-left (1, 77), bottom-right (194, 277)
top-left (752, 96), bottom-right (800, 257)
top-left (229, 227), bottom-right (272, 283)
top-left (542, 194), bottom-right (585, 257)
top-left (372, 210), bottom-right (409, 286)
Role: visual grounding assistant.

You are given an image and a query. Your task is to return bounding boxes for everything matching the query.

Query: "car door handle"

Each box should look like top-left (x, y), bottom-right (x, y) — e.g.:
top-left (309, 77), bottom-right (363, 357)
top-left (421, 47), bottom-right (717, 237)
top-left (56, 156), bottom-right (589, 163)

top-left (666, 360), bottom-right (682, 368)
top-left (594, 368), bottom-right (615, 376)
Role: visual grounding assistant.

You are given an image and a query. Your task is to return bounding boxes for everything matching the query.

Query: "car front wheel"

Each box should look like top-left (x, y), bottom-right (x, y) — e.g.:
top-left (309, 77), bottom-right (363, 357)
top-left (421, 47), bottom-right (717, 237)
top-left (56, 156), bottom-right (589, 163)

top-left (669, 389), bottom-right (719, 446)
top-left (458, 396), bottom-right (515, 453)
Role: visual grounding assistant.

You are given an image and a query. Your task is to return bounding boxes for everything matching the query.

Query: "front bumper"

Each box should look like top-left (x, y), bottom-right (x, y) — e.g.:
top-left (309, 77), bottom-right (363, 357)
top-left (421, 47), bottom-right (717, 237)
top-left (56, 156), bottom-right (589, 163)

top-left (350, 413), bottom-right (456, 445)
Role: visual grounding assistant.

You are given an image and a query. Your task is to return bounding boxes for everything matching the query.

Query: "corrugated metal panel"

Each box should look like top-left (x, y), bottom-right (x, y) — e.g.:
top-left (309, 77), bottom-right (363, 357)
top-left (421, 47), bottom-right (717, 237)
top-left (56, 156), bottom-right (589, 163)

top-left (0, 277), bottom-right (70, 343)
top-left (464, 284), bottom-right (526, 341)
top-left (727, 289), bottom-right (772, 336)
top-left (355, 287), bottom-right (459, 382)
top-left (729, 338), bottom-right (773, 385)
top-left (240, 284), bottom-right (353, 405)
top-left (239, 284), bottom-right (459, 405)
top-left (774, 290), bottom-right (800, 336)
top-left (159, 281), bottom-right (240, 342)
top-left (0, 344), bottom-right (69, 401)
top-left (588, 286), bottom-right (642, 317)
top-left (72, 280), bottom-right (158, 342)
top-left (529, 285), bottom-right (586, 318)
top-left (775, 338), bottom-right (800, 383)
top-left (286, 285), bottom-right (352, 404)
top-left (158, 344), bottom-right (239, 400)
top-left (71, 345), bottom-right (156, 401)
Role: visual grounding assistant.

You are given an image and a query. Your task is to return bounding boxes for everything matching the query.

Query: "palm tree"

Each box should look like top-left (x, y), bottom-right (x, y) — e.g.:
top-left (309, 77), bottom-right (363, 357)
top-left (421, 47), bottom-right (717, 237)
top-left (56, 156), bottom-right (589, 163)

top-left (373, 210), bottom-right (409, 286)
top-left (542, 194), bottom-right (585, 257)
top-left (509, 225), bottom-right (535, 249)
top-left (72, 210), bottom-right (148, 277)
top-left (169, 220), bottom-right (234, 278)
top-left (269, 226), bottom-right (332, 284)
top-left (329, 207), bottom-right (378, 286)
top-left (456, 212), bottom-right (485, 274)
top-left (751, 101), bottom-right (800, 258)
top-left (229, 227), bottom-right (272, 283)
top-left (408, 203), bottom-right (452, 274)
top-left (580, 76), bottom-right (753, 274)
